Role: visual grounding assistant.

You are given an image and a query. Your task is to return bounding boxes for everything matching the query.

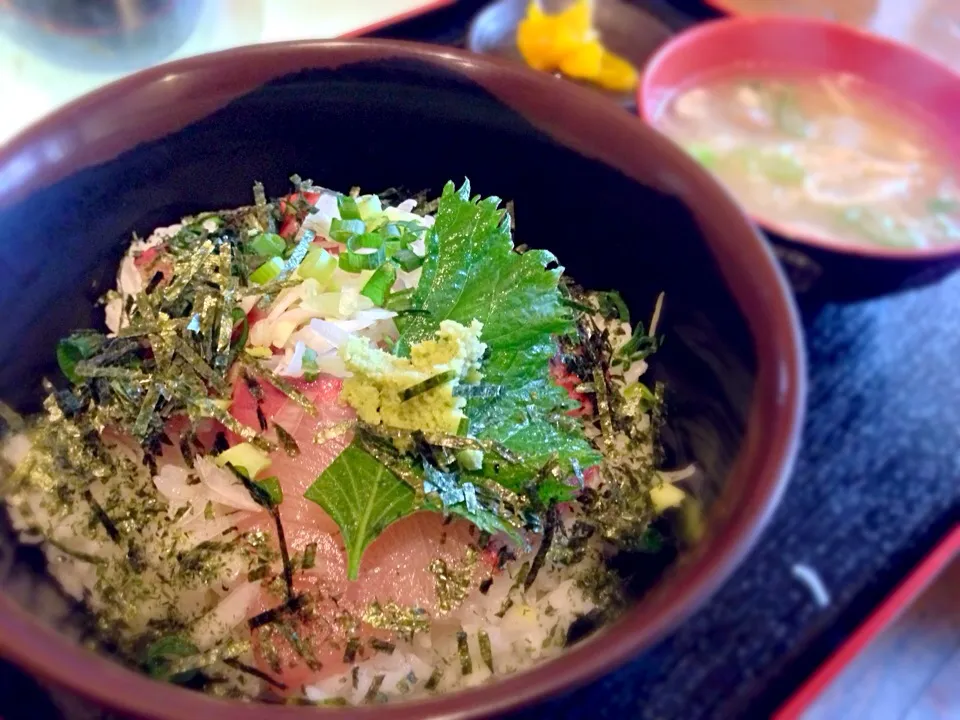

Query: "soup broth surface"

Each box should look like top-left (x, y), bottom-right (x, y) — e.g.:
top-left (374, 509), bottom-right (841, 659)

top-left (656, 71), bottom-right (960, 249)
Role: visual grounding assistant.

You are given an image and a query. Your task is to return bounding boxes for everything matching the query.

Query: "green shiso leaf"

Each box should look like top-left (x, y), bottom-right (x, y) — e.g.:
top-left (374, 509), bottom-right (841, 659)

top-left (305, 179), bottom-right (600, 577)
top-left (303, 443), bottom-right (415, 581)
top-left (397, 179), bottom-right (601, 484)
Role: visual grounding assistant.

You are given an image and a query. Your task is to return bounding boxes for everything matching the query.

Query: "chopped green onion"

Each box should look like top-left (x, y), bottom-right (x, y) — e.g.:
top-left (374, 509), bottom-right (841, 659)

top-left (596, 290), bottom-right (629, 324)
top-left (393, 247), bottom-right (424, 272)
top-left (773, 86), bottom-right (809, 138)
top-left (299, 247), bottom-right (337, 285)
top-left (329, 217), bottom-right (366, 242)
top-left (623, 381), bottom-right (657, 410)
top-left (302, 347), bottom-right (319, 382)
top-left (57, 332), bottom-right (103, 384)
top-left (384, 239), bottom-right (403, 258)
top-left (384, 287), bottom-right (415, 311)
top-left (215, 442), bottom-right (272, 479)
top-left (248, 232), bottom-right (286, 257)
top-left (685, 142), bottom-right (718, 169)
top-left (928, 197), bottom-right (958, 214)
top-left (560, 297), bottom-right (594, 314)
top-left (839, 207), bottom-right (916, 247)
top-left (619, 322), bottom-right (659, 360)
top-left (393, 219), bottom-right (427, 237)
top-left (249, 257), bottom-right (285, 284)
top-left (254, 476), bottom-right (283, 507)
top-left (357, 195), bottom-right (382, 221)
top-left (757, 148), bottom-right (805, 185)
top-left (360, 262), bottom-right (397, 306)
top-left (337, 195), bottom-right (362, 220)
top-left (380, 222), bottom-right (403, 239)
top-left (400, 370), bottom-right (458, 401)
top-left (339, 233), bottom-right (387, 272)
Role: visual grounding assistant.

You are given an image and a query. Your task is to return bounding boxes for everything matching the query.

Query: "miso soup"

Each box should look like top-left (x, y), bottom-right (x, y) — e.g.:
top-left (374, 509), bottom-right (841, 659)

top-left (655, 71), bottom-right (960, 249)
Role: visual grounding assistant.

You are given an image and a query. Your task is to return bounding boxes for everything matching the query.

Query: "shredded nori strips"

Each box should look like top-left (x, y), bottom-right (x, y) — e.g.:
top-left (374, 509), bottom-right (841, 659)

top-left (256, 406), bottom-right (268, 432)
top-left (456, 630), bottom-right (472, 675)
top-left (477, 630), bottom-right (494, 673)
top-left (82, 489), bottom-right (120, 543)
top-left (301, 543), bottom-right (317, 570)
top-left (343, 637), bottom-right (361, 664)
top-left (400, 370), bottom-right (457, 402)
top-left (424, 668), bottom-right (443, 691)
top-left (223, 658), bottom-right (287, 690)
top-left (247, 594), bottom-right (309, 630)
top-left (524, 506), bottom-right (557, 591)
top-left (274, 423), bottom-right (300, 456)
top-left (363, 674), bottom-right (385, 704)
top-left (369, 638), bottom-right (396, 655)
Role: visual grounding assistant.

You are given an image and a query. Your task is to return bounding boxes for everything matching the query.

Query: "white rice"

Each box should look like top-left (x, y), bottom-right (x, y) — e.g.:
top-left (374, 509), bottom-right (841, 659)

top-left (0, 190), bottom-right (669, 705)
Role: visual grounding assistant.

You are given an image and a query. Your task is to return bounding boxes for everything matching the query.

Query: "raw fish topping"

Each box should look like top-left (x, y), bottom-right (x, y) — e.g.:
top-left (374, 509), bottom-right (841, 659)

top-left (0, 177), bottom-right (694, 704)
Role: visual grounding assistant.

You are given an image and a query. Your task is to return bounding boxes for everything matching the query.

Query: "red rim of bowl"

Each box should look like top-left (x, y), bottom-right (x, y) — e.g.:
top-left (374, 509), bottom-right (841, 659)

top-left (639, 15), bottom-right (960, 262)
top-left (0, 39), bottom-right (805, 719)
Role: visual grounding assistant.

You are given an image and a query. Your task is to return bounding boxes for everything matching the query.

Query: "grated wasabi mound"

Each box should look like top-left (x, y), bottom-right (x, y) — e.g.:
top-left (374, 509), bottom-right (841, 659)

top-left (339, 319), bottom-right (486, 436)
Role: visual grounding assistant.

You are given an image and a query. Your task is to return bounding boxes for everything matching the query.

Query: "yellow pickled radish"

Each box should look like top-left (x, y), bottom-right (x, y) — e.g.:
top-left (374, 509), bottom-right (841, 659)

top-left (595, 49), bottom-right (639, 92)
top-left (558, 39), bottom-right (604, 80)
top-left (517, 15), bottom-right (561, 71)
top-left (556, 0), bottom-right (593, 37)
top-left (516, 0), bottom-right (637, 91)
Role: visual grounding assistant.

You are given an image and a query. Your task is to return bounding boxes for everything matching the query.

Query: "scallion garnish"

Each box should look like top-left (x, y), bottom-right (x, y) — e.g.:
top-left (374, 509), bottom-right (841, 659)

top-left (618, 321), bottom-right (659, 360)
top-left (248, 232), bottom-right (286, 257)
top-left (301, 347), bottom-right (320, 382)
top-left (596, 290), bottom-right (630, 324)
top-left (249, 257), bottom-right (285, 285)
top-left (393, 247), bottom-right (424, 272)
top-left (337, 195), bottom-right (362, 220)
top-left (383, 287), bottom-right (415, 312)
top-left (329, 217), bottom-right (366, 242)
top-left (339, 233), bottom-right (387, 272)
top-left (298, 247), bottom-right (337, 285)
top-left (56, 332), bottom-right (104, 384)
top-left (360, 261), bottom-right (397, 307)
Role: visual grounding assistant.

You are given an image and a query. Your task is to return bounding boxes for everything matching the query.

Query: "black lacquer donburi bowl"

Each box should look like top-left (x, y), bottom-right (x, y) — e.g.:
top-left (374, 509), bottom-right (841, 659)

top-left (0, 40), bottom-right (804, 720)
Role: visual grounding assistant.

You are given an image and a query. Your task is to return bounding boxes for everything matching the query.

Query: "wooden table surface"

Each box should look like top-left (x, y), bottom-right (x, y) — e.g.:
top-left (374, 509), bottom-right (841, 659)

top-left (801, 558), bottom-right (960, 720)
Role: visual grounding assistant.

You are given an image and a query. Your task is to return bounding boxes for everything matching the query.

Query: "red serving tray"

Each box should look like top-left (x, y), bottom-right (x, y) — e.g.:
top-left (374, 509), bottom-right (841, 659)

top-left (775, 524), bottom-right (960, 719)
top-left (341, 0), bottom-right (455, 37)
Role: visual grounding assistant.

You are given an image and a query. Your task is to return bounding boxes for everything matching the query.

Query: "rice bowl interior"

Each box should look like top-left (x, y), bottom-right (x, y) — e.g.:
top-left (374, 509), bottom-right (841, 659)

top-left (0, 42), bottom-right (802, 719)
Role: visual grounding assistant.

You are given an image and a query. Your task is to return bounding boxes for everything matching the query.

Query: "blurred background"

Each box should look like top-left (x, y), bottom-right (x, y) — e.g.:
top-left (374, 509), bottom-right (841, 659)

top-left (0, 0), bottom-right (456, 141)
top-left (0, 1), bottom-right (957, 719)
